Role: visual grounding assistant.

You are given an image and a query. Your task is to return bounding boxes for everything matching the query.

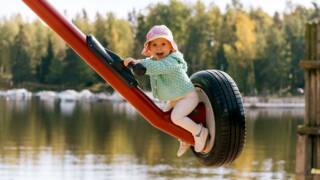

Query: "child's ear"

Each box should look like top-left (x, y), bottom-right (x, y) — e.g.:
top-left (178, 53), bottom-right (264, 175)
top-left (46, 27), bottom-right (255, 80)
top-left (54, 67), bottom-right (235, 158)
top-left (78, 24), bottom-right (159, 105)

top-left (144, 49), bottom-right (152, 57)
top-left (141, 46), bottom-right (152, 56)
top-left (141, 43), bottom-right (152, 56)
top-left (170, 43), bottom-right (174, 50)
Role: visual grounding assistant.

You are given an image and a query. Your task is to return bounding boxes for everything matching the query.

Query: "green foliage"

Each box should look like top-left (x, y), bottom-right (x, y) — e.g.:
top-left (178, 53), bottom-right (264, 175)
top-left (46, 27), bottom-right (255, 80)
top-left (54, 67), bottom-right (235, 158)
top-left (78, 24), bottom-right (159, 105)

top-left (10, 25), bottom-right (33, 85)
top-left (0, 15), bottom-right (21, 77)
top-left (94, 13), bottom-right (108, 47)
top-left (283, 6), bottom-right (311, 93)
top-left (104, 13), bottom-right (134, 57)
top-left (184, 2), bottom-right (215, 73)
top-left (224, 10), bottom-right (257, 94)
top-left (0, 1), bottom-right (316, 95)
top-left (62, 47), bottom-right (96, 87)
top-left (46, 55), bottom-right (64, 85)
top-left (36, 39), bottom-right (54, 84)
top-left (254, 21), bottom-right (289, 94)
top-left (28, 20), bottom-right (49, 69)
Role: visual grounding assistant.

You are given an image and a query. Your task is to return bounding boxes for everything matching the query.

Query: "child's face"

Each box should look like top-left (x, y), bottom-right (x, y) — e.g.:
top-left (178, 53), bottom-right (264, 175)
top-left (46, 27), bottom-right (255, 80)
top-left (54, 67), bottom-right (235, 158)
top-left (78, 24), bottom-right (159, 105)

top-left (148, 38), bottom-right (173, 60)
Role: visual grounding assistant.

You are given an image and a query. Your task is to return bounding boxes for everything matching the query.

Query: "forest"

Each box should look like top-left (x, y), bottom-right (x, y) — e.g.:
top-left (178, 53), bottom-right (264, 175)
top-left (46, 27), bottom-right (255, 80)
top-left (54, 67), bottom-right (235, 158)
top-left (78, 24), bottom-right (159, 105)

top-left (0, 0), bottom-right (317, 95)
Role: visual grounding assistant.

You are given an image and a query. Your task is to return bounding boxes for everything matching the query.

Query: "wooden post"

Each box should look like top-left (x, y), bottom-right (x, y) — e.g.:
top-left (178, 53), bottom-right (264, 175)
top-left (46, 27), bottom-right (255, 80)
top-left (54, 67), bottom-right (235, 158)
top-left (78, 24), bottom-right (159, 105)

top-left (297, 20), bottom-right (320, 179)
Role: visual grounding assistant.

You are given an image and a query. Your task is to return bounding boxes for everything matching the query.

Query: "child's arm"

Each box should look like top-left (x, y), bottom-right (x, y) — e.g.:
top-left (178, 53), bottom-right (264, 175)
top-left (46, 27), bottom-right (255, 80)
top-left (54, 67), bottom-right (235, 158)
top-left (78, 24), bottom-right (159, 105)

top-left (123, 57), bottom-right (141, 67)
top-left (140, 56), bottom-right (182, 75)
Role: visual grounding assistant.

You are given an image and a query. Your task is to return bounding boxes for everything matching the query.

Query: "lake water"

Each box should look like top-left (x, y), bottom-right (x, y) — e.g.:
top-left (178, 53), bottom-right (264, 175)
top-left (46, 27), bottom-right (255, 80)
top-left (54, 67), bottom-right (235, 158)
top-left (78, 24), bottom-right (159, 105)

top-left (0, 98), bottom-right (304, 180)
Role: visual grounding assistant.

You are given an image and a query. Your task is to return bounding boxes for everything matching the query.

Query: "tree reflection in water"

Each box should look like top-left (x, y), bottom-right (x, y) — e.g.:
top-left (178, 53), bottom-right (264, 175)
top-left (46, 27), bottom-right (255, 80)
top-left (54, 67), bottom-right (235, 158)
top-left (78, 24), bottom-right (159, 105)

top-left (0, 98), bottom-right (304, 179)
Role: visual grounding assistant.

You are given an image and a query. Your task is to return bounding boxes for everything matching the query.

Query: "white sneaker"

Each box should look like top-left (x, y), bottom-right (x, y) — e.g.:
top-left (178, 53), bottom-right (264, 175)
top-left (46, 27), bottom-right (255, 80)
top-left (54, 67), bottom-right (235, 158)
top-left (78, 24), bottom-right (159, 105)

top-left (194, 125), bottom-right (209, 152)
top-left (176, 141), bottom-right (190, 157)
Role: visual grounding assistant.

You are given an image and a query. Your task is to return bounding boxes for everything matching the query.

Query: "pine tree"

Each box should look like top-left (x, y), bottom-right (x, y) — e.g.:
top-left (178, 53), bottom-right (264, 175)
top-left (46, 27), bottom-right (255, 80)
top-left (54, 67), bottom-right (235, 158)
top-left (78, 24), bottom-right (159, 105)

top-left (10, 25), bottom-right (33, 85)
top-left (46, 55), bottom-right (63, 85)
top-left (62, 47), bottom-right (95, 87)
top-left (36, 40), bottom-right (54, 84)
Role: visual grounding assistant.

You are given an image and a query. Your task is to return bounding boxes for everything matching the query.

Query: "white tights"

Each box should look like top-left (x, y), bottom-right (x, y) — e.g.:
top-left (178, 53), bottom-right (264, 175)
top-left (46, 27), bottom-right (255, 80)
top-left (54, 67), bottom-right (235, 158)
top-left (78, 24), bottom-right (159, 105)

top-left (163, 90), bottom-right (201, 136)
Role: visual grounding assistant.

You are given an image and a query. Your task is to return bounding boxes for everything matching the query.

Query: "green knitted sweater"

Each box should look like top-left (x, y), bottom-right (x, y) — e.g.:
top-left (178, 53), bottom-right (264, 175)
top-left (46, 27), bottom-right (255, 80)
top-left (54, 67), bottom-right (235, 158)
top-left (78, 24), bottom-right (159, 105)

top-left (140, 51), bottom-right (195, 101)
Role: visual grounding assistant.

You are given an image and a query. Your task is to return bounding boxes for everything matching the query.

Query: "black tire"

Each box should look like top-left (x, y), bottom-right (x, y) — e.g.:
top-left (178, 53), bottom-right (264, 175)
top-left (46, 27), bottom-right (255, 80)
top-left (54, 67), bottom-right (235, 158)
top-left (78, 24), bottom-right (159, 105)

top-left (190, 70), bottom-right (246, 166)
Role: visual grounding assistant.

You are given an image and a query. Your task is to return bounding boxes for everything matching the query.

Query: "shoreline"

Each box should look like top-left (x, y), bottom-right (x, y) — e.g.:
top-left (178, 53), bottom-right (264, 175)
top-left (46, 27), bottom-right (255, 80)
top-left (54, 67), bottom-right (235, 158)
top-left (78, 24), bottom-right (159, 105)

top-left (243, 96), bottom-right (304, 108)
top-left (0, 88), bottom-right (306, 108)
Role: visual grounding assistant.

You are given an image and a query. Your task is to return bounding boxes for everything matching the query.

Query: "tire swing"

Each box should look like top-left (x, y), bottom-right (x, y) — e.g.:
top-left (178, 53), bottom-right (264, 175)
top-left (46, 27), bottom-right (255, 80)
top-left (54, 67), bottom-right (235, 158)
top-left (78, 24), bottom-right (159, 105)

top-left (190, 70), bottom-right (246, 166)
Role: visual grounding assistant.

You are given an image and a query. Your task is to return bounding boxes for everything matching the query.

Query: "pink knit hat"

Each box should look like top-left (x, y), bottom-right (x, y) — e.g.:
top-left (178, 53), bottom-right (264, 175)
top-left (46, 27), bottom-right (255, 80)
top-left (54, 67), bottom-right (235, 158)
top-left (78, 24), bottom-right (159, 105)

top-left (141, 25), bottom-right (178, 56)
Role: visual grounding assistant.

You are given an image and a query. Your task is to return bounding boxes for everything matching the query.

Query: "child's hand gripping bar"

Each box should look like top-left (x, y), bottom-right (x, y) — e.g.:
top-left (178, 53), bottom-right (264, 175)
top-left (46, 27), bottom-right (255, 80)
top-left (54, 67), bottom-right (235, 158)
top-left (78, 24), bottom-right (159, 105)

top-left (127, 63), bottom-right (147, 76)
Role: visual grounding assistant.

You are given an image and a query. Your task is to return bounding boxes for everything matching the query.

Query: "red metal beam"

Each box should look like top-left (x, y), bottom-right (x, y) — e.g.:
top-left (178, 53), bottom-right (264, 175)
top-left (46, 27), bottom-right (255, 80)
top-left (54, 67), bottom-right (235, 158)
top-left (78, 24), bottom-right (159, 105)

top-left (22, 0), bottom-right (195, 144)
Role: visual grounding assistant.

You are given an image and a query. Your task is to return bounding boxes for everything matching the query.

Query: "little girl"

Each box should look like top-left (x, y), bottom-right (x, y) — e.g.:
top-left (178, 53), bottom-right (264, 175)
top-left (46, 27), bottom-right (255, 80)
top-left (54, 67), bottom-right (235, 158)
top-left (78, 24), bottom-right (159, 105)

top-left (124, 25), bottom-right (208, 157)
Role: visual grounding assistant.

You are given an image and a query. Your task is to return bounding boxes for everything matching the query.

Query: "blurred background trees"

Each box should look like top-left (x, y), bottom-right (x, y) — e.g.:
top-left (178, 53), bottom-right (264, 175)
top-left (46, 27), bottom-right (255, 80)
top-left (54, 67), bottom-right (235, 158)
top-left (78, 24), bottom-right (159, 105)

top-left (0, 0), bottom-right (317, 95)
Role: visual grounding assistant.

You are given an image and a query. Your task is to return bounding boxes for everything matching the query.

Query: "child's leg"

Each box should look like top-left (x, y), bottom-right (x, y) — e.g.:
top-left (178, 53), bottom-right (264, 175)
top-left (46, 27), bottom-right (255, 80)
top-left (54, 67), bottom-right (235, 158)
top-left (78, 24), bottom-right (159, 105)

top-left (163, 100), bottom-right (177, 112)
top-left (170, 90), bottom-right (201, 135)
top-left (171, 90), bottom-right (209, 152)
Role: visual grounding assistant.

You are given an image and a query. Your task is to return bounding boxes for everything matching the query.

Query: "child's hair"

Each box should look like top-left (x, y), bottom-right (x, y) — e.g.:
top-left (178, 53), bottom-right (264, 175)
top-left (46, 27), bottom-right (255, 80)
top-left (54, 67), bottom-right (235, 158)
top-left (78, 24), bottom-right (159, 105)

top-left (141, 25), bottom-right (178, 56)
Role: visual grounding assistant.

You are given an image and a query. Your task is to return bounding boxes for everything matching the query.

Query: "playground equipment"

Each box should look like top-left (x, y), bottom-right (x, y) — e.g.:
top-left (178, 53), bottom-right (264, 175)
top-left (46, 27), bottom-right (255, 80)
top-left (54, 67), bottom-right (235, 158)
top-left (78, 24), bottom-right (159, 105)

top-left (23, 0), bottom-right (245, 166)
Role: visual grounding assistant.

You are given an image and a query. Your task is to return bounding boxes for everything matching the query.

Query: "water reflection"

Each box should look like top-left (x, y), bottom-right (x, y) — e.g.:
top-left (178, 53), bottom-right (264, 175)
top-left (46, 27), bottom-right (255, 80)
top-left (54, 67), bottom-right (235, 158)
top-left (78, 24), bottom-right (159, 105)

top-left (0, 98), bottom-right (304, 179)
